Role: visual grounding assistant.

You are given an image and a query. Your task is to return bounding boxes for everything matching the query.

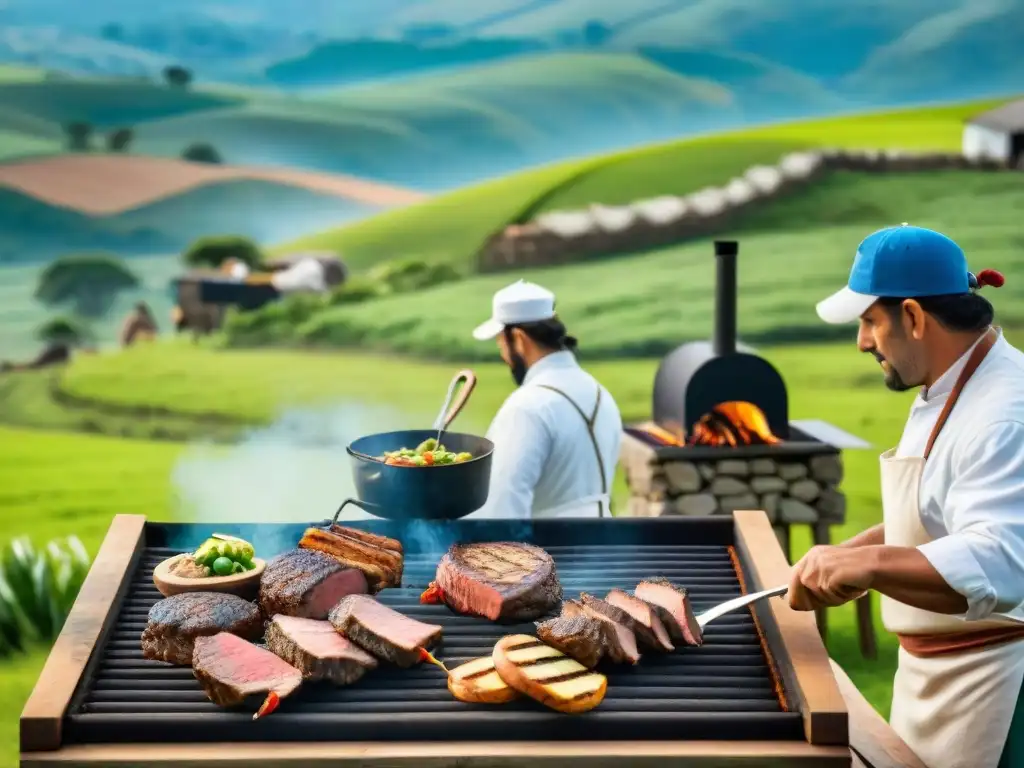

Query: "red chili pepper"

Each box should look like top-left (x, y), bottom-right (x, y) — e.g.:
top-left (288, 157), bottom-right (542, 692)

top-left (423, 451), bottom-right (434, 465)
top-left (253, 691), bottom-right (280, 720)
top-left (418, 647), bottom-right (449, 673)
top-left (420, 582), bottom-right (444, 604)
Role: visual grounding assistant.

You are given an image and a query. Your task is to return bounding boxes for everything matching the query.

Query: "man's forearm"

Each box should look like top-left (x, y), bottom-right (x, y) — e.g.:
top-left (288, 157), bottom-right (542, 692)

top-left (865, 544), bottom-right (968, 614)
top-left (840, 523), bottom-right (885, 548)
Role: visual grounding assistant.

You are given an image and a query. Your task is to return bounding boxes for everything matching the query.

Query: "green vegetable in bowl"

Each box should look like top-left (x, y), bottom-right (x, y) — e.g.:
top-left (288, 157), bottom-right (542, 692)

top-left (194, 535), bottom-right (256, 572)
top-left (380, 441), bottom-right (475, 467)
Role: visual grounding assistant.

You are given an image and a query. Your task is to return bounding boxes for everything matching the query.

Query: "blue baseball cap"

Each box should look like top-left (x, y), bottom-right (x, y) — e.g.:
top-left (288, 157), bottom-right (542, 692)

top-left (816, 224), bottom-right (971, 324)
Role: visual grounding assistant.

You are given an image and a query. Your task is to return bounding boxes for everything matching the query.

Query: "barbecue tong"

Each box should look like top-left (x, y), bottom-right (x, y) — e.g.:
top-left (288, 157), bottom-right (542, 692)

top-left (695, 584), bottom-right (788, 629)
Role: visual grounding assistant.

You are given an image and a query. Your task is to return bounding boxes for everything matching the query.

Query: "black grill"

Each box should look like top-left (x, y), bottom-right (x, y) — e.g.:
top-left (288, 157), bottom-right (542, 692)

top-left (63, 518), bottom-right (801, 744)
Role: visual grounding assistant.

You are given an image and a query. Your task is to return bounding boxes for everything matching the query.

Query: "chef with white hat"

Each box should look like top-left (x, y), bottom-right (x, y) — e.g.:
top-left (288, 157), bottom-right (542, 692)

top-left (467, 280), bottom-right (623, 519)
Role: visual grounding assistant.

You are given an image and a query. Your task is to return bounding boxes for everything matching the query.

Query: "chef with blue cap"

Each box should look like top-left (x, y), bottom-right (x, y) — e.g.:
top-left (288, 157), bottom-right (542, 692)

top-left (789, 224), bottom-right (1023, 768)
top-left (467, 279), bottom-right (622, 519)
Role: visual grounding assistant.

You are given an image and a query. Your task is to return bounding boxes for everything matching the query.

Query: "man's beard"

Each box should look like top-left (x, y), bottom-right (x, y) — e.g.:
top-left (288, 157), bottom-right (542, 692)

top-left (871, 351), bottom-right (913, 392)
top-left (509, 352), bottom-right (528, 386)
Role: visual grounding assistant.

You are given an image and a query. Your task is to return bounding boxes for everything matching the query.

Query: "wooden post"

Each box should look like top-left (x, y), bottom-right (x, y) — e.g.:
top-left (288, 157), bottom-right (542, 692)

top-left (857, 593), bottom-right (878, 660)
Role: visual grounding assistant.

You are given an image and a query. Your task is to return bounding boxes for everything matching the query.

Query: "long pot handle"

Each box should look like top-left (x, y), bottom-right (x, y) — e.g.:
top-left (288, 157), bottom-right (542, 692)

top-left (433, 369), bottom-right (477, 433)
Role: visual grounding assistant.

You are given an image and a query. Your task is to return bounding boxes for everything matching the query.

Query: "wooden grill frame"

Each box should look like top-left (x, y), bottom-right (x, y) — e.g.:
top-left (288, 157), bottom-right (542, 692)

top-left (21, 510), bottom-right (856, 767)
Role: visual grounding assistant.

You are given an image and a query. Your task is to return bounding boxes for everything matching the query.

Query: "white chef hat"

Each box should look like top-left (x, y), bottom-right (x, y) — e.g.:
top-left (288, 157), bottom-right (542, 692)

top-left (471, 279), bottom-right (556, 341)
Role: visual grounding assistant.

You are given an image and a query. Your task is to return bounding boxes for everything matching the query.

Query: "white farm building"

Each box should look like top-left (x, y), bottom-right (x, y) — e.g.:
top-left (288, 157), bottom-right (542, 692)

top-left (962, 99), bottom-right (1024, 167)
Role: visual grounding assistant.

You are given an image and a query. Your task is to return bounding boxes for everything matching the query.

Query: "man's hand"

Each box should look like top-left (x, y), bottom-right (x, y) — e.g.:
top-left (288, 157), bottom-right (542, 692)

top-left (787, 545), bottom-right (877, 611)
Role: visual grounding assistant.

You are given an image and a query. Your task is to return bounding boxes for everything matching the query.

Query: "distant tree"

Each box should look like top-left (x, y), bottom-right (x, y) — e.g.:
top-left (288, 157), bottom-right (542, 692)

top-left (181, 142), bottom-right (222, 164)
top-left (100, 22), bottom-right (125, 42)
top-left (106, 127), bottom-right (134, 152)
top-left (36, 315), bottom-right (93, 348)
top-left (183, 236), bottom-right (263, 270)
top-left (162, 65), bottom-right (193, 88)
top-left (64, 121), bottom-right (93, 152)
top-left (34, 254), bottom-right (141, 319)
top-left (582, 20), bottom-right (612, 46)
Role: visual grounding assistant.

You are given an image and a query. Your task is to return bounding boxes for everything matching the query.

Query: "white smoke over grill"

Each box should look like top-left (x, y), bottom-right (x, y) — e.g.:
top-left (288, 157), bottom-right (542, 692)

top-left (171, 402), bottom-right (417, 529)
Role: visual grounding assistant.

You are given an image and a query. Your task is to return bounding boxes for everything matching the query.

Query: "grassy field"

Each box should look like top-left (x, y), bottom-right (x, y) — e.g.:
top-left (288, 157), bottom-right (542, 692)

top-left (280, 97), bottom-right (1011, 269)
top-left (254, 172), bottom-right (1024, 358)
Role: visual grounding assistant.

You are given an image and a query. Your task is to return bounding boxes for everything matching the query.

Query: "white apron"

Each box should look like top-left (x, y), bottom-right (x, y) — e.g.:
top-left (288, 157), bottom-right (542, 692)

top-left (532, 384), bottom-right (610, 519)
top-left (881, 328), bottom-right (1024, 768)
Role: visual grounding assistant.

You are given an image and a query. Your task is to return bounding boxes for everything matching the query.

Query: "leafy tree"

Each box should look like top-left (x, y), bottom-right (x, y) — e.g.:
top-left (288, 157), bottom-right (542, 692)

top-left (163, 65), bottom-right (193, 88)
top-left (582, 20), bottom-right (612, 46)
top-left (181, 142), bottom-right (222, 164)
top-left (64, 121), bottom-right (92, 151)
top-left (36, 315), bottom-right (93, 348)
top-left (183, 235), bottom-right (263, 270)
top-left (34, 253), bottom-right (140, 319)
top-left (106, 127), bottom-right (133, 152)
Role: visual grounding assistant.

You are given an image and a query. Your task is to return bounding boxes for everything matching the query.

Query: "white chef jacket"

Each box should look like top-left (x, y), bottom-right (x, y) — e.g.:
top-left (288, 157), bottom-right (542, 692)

top-left (469, 350), bottom-right (622, 519)
top-left (896, 331), bottom-right (1024, 622)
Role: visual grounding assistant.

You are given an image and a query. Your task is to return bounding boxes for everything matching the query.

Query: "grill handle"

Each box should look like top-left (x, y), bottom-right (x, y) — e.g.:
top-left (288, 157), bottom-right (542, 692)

top-left (696, 584), bottom-right (788, 629)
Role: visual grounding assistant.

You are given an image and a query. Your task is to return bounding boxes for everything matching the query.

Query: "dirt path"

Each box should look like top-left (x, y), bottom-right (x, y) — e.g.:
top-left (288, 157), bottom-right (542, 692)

top-left (0, 154), bottom-right (429, 215)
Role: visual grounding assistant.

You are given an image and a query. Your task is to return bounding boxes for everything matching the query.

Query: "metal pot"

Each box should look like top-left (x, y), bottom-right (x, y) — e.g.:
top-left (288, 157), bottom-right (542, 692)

top-left (341, 371), bottom-right (494, 521)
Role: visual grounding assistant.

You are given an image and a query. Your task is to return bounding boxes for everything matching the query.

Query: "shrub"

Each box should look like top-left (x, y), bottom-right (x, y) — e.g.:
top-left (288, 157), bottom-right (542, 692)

top-left (182, 142), bottom-right (222, 164)
top-left (0, 536), bottom-right (92, 658)
top-left (324, 275), bottom-right (392, 306)
top-left (368, 259), bottom-right (461, 293)
top-left (220, 294), bottom-right (326, 346)
top-left (36, 315), bottom-right (93, 347)
top-left (183, 235), bottom-right (263, 270)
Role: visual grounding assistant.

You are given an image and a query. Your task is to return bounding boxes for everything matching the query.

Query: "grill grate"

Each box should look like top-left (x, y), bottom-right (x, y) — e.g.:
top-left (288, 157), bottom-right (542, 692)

top-left (64, 521), bottom-right (802, 744)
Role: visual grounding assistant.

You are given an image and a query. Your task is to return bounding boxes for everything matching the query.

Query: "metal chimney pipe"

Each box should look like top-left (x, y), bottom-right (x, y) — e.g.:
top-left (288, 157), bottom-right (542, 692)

top-left (713, 240), bottom-right (738, 356)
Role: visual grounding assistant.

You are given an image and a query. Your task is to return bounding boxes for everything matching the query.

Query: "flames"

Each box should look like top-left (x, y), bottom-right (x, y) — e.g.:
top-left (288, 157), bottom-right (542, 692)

top-left (632, 401), bottom-right (781, 448)
top-left (688, 401), bottom-right (781, 447)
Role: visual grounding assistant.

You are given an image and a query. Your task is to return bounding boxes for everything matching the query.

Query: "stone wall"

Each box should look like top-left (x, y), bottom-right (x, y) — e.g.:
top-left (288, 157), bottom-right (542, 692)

top-left (477, 148), bottom-right (1013, 272)
top-left (619, 431), bottom-right (846, 529)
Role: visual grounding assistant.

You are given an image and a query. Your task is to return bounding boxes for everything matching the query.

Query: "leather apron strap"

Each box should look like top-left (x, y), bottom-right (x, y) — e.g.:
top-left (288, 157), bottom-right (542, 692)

top-left (898, 327), bottom-right (1024, 657)
top-left (537, 384), bottom-right (609, 518)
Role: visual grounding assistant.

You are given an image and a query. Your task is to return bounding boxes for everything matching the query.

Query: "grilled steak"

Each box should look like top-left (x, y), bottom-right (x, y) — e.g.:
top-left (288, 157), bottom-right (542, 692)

top-left (536, 605), bottom-right (606, 668)
top-left (264, 615), bottom-right (378, 685)
top-left (635, 577), bottom-right (703, 646)
top-left (192, 632), bottom-right (303, 708)
top-left (604, 588), bottom-right (674, 651)
top-left (328, 594), bottom-right (442, 668)
top-left (434, 541), bottom-right (562, 621)
top-left (259, 548), bottom-right (367, 620)
top-left (563, 599), bottom-right (640, 665)
top-left (299, 524), bottom-right (403, 592)
top-left (582, 592), bottom-right (667, 654)
top-left (140, 592), bottom-right (262, 666)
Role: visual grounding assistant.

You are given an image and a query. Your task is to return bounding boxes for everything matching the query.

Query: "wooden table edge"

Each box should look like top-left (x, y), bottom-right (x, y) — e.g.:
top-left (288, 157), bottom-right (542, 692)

top-left (21, 740), bottom-right (853, 767)
top-left (829, 658), bottom-right (927, 768)
top-left (732, 509), bottom-right (849, 746)
top-left (20, 513), bottom-right (148, 752)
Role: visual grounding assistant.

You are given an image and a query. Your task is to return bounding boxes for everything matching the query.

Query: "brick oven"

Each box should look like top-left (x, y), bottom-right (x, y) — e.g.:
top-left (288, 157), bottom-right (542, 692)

top-left (619, 240), bottom-right (874, 646)
top-left (619, 240), bottom-right (867, 546)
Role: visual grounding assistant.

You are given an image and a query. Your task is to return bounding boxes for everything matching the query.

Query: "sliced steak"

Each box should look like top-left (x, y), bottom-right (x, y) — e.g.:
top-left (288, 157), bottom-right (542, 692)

top-left (563, 599), bottom-right (640, 665)
top-left (582, 592), bottom-right (667, 654)
top-left (635, 577), bottom-right (703, 646)
top-left (192, 632), bottom-right (303, 709)
top-left (259, 548), bottom-right (367, 620)
top-left (264, 615), bottom-right (378, 685)
top-left (299, 524), bottom-right (403, 592)
top-left (434, 541), bottom-right (562, 621)
top-left (141, 592), bottom-right (262, 666)
top-left (329, 594), bottom-right (442, 668)
top-left (604, 588), bottom-right (674, 652)
top-left (535, 606), bottom-right (606, 668)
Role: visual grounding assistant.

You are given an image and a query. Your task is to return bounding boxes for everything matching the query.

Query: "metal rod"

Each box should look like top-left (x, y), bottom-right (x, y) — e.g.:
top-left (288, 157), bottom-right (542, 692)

top-left (713, 240), bottom-right (738, 356)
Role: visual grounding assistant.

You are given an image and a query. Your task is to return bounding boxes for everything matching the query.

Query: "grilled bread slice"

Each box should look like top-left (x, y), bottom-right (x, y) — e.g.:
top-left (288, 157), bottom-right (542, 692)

top-left (447, 656), bottom-right (519, 704)
top-left (492, 634), bottom-right (607, 714)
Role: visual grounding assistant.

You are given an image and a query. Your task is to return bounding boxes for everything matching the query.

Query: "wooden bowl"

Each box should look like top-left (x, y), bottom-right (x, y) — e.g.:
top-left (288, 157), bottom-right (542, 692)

top-left (153, 554), bottom-right (265, 600)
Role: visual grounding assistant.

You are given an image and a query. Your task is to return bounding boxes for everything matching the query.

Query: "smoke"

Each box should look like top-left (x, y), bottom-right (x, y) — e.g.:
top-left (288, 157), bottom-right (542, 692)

top-left (170, 402), bottom-right (412, 546)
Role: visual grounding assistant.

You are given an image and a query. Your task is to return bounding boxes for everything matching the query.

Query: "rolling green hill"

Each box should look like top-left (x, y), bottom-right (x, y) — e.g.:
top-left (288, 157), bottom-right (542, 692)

top-left (0, 180), bottom-right (373, 265)
top-left (278, 98), bottom-right (1006, 271)
top-left (247, 171), bottom-right (1024, 359)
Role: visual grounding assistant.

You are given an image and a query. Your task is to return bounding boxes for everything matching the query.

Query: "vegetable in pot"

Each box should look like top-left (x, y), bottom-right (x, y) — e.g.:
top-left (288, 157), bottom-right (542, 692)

top-left (380, 442), bottom-right (474, 467)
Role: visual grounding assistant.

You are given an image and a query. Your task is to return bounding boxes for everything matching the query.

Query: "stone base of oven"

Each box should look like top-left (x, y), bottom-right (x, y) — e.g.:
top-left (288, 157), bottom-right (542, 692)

top-left (619, 430), bottom-right (846, 526)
